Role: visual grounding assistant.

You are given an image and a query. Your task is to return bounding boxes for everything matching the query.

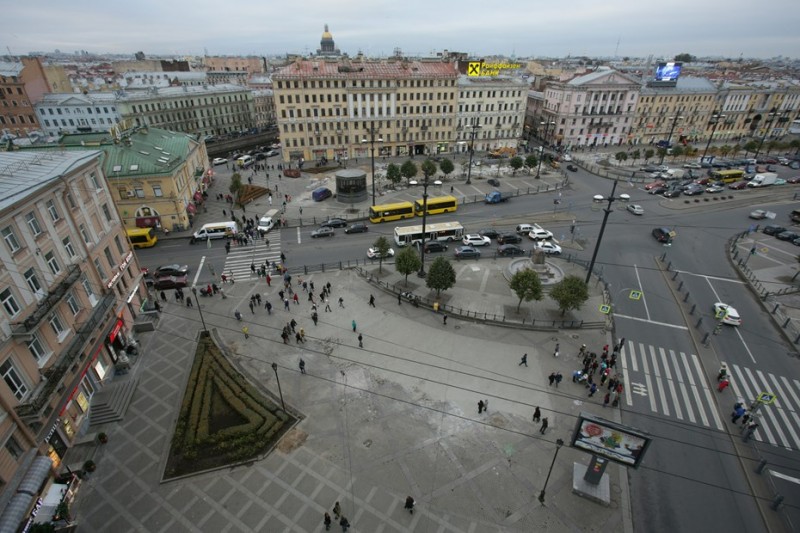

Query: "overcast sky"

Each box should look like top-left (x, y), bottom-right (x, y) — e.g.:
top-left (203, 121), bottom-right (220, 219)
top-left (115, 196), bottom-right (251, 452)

top-left (4, 0), bottom-right (799, 60)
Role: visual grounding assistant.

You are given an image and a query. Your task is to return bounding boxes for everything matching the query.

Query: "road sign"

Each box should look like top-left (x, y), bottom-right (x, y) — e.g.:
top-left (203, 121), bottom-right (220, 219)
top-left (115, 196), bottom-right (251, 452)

top-left (599, 304), bottom-right (611, 314)
top-left (668, 230), bottom-right (677, 238)
top-left (757, 392), bottom-right (777, 405)
top-left (629, 290), bottom-right (642, 301)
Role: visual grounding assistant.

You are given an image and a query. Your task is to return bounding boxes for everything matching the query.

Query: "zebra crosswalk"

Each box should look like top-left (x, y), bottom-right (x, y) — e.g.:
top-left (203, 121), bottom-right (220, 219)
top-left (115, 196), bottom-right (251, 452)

top-left (620, 341), bottom-right (725, 431)
top-left (221, 236), bottom-right (283, 281)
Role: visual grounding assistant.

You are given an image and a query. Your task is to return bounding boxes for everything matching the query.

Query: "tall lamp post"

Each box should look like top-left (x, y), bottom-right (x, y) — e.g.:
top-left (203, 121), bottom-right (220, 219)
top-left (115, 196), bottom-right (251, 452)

top-left (585, 179), bottom-right (621, 284)
top-left (362, 120), bottom-right (384, 206)
top-left (538, 438), bottom-right (565, 504)
top-left (190, 287), bottom-right (208, 333)
top-left (271, 362), bottom-right (286, 412)
top-left (536, 120), bottom-right (556, 179)
top-left (410, 177), bottom-right (431, 277)
top-left (753, 107), bottom-right (785, 161)
top-left (658, 108), bottom-right (683, 165)
top-left (701, 111), bottom-right (726, 163)
top-left (465, 118), bottom-right (482, 185)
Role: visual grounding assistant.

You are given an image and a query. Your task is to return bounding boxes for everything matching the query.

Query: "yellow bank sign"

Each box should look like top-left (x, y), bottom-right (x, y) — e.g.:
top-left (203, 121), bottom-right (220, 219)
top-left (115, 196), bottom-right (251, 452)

top-left (468, 61), bottom-right (522, 77)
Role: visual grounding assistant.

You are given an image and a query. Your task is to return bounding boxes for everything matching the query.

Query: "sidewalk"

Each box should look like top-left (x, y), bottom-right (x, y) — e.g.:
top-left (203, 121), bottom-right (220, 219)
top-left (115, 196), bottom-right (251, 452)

top-left (71, 257), bottom-right (631, 532)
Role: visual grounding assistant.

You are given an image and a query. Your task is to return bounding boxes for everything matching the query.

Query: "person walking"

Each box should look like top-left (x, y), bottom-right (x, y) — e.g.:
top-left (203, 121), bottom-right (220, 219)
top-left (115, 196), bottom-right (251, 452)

top-left (323, 513), bottom-right (332, 531)
top-left (249, 300), bottom-right (254, 314)
top-left (404, 496), bottom-right (415, 514)
top-left (369, 294), bottom-right (376, 307)
top-left (325, 298), bottom-right (332, 312)
top-left (442, 314), bottom-right (448, 326)
top-left (332, 502), bottom-right (341, 520)
top-left (548, 372), bottom-right (556, 386)
top-left (554, 372), bottom-right (563, 387)
top-left (398, 293), bottom-right (402, 305)
top-left (718, 378), bottom-right (730, 392)
top-left (484, 398), bottom-right (489, 412)
top-left (339, 296), bottom-right (345, 308)
top-left (293, 293), bottom-right (299, 305)
top-left (186, 296), bottom-right (193, 308)
top-left (540, 417), bottom-right (549, 434)
top-left (312, 311), bottom-right (318, 325)
top-left (358, 334), bottom-right (363, 348)
top-left (553, 343), bottom-right (560, 358)
top-left (242, 326), bottom-right (249, 339)
top-left (299, 359), bottom-right (306, 374)
top-left (290, 319), bottom-right (297, 332)
top-left (266, 274), bottom-right (271, 287)
top-left (352, 319), bottom-right (357, 332)
top-left (519, 353), bottom-right (528, 366)
top-left (160, 290), bottom-right (167, 302)
top-left (265, 301), bottom-right (272, 315)
top-left (589, 383), bottom-right (598, 397)
top-left (339, 516), bottom-right (350, 532)
top-left (603, 392), bottom-right (611, 408)
top-left (478, 400), bottom-right (485, 414)
top-left (533, 406), bottom-right (541, 423)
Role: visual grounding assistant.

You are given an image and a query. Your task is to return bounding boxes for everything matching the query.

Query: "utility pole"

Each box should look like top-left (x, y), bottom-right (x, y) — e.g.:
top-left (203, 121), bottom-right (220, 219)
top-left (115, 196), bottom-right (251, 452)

top-left (658, 108), bottom-right (683, 165)
top-left (585, 179), bottom-right (620, 284)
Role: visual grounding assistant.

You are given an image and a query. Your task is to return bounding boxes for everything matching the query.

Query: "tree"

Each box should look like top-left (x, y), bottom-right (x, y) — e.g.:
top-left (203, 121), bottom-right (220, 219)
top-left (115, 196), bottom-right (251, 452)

top-left (229, 173), bottom-right (243, 205)
top-left (439, 158), bottom-right (455, 179)
top-left (386, 163), bottom-right (401, 186)
top-left (508, 156), bottom-right (523, 175)
top-left (549, 275), bottom-right (589, 316)
top-left (524, 155), bottom-right (538, 174)
top-left (674, 53), bottom-right (696, 62)
top-left (765, 140), bottom-right (779, 154)
top-left (614, 151), bottom-right (628, 165)
top-left (719, 145), bottom-right (731, 157)
top-left (789, 139), bottom-right (800, 155)
top-left (644, 149), bottom-right (655, 162)
top-left (426, 256), bottom-right (456, 297)
top-left (509, 268), bottom-right (543, 312)
top-left (630, 149), bottom-right (641, 165)
top-left (371, 235), bottom-right (392, 273)
top-left (420, 159), bottom-right (437, 180)
top-left (743, 141), bottom-right (759, 156)
top-left (670, 146), bottom-right (684, 160)
top-left (400, 160), bottom-right (418, 184)
top-left (656, 147), bottom-right (668, 161)
top-left (395, 246), bottom-right (421, 286)
top-left (729, 144), bottom-right (742, 158)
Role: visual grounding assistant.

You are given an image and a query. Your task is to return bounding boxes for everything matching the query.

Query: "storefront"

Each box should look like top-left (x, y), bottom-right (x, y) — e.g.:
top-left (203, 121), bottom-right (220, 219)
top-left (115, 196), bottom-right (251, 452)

top-left (0, 454), bottom-right (54, 532)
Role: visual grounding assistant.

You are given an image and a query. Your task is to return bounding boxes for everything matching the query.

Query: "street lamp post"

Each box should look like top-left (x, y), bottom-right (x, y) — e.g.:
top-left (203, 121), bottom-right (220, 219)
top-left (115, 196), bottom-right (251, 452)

top-left (585, 179), bottom-right (621, 284)
top-left (411, 177), bottom-right (431, 277)
top-left (271, 362), bottom-right (286, 412)
top-left (465, 118), bottom-right (482, 185)
top-left (658, 108), bottom-right (683, 165)
top-left (753, 108), bottom-right (785, 161)
top-left (362, 120), bottom-right (384, 206)
top-left (701, 111), bottom-right (726, 163)
top-left (536, 120), bottom-right (555, 179)
top-left (538, 438), bottom-right (565, 504)
top-left (190, 287), bottom-right (208, 333)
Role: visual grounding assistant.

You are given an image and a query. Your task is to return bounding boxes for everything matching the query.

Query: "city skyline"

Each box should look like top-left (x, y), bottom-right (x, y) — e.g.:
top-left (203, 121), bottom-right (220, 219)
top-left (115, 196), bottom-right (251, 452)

top-left (4, 0), bottom-right (800, 60)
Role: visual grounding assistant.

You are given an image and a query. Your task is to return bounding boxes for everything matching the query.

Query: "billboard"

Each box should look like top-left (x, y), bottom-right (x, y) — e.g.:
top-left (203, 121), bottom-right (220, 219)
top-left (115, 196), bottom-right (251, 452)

top-left (570, 413), bottom-right (652, 468)
top-left (654, 62), bottom-right (682, 82)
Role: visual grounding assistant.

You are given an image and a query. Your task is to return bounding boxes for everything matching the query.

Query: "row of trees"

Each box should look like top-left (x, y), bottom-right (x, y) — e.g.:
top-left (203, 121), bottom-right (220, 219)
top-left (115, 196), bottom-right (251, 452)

top-left (382, 154), bottom-right (544, 186)
top-left (370, 235), bottom-right (589, 316)
top-left (612, 138), bottom-right (800, 167)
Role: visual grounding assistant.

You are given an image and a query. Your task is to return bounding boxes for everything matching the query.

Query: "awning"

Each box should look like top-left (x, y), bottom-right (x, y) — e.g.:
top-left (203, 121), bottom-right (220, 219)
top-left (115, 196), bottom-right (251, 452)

top-left (193, 191), bottom-right (203, 203)
top-left (0, 456), bottom-right (53, 531)
top-left (186, 203), bottom-right (197, 214)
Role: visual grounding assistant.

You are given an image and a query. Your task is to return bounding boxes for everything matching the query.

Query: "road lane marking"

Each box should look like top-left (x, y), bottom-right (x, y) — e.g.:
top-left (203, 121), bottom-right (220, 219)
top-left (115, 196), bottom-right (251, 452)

top-left (689, 353), bottom-right (719, 429)
top-left (638, 346), bottom-right (658, 412)
top-left (621, 344), bottom-right (633, 406)
top-left (734, 327), bottom-right (757, 364)
top-left (675, 270), bottom-right (745, 284)
top-left (731, 364), bottom-right (777, 445)
top-left (661, 347), bottom-right (683, 420)
top-left (297, 226), bottom-right (302, 243)
top-left (192, 256), bottom-right (206, 288)
top-left (649, 346), bottom-right (670, 416)
top-left (770, 470), bottom-right (800, 485)
top-left (614, 314), bottom-right (688, 329)
top-left (633, 264), bottom-right (651, 321)
top-left (768, 374), bottom-right (800, 448)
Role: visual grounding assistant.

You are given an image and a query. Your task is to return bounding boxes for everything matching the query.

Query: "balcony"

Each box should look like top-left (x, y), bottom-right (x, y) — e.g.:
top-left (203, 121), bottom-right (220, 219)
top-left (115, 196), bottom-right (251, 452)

top-left (11, 264), bottom-right (82, 338)
top-left (15, 292), bottom-right (116, 423)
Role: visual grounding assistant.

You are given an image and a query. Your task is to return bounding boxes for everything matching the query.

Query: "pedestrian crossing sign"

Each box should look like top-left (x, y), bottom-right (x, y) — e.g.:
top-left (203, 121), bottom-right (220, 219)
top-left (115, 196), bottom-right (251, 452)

top-left (758, 392), bottom-right (777, 405)
top-left (629, 290), bottom-right (642, 300)
top-left (599, 304), bottom-right (611, 314)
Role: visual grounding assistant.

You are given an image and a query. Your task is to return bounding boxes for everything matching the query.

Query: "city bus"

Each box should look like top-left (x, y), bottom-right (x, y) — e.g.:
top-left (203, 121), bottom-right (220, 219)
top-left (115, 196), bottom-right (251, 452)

top-left (414, 195), bottom-right (458, 217)
top-left (126, 227), bottom-right (158, 249)
top-left (709, 169), bottom-right (745, 183)
top-left (393, 221), bottom-right (465, 247)
top-left (369, 201), bottom-right (415, 223)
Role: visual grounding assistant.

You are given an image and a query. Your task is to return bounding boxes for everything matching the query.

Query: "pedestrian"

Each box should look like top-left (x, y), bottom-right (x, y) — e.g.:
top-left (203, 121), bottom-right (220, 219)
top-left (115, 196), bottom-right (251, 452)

top-left (249, 301), bottom-right (254, 313)
top-left (732, 405), bottom-right (746, 423)
top-left (293, 293), bottom-right (299, 305)
top-left (369, 294), bottom-right (376, 307)
top-left (533, 406), bottom-right (541, 423)
top-left (484, 398), bottom-right (489, 412)
top-left (404, 496), bottom-right (415, 514)
top-left (339, 516), bottom-right (350, 532)
top-left (351, 319), bottom-right (357, 332)
top-left (290, 319), bottom-right (297, 332)
top-left (284, 298), bottom-right (290, 311)
top-left (242, 326), bottom-right (249, 339)
top-left (519, 353), bottom-right (528, 366)
top-left (251, 263), bottom-right (256, 275)
top-left (554, 343), bottom-right (560, 358)
top-left (299, 327), bottom-right (305, 342)
top-left (265, 301), bottom-right (272, 314)
top-left (160, 290), bottom-right (167, 302)
top-left (186, 297), bottom-right (193, 308)
top-left (398, 293), bottom-right (402, 305)
top-left (358, 334), bottom-right (363, 348)
top-left (573, 369), bottom-right (582, 383)
top-left (295, 331), bottom-right (303, 343)
top-left (332, 502), bottom-right (341, 520)
top-left (299, 359), bottom-right (306, 373)
top-left (325, 298), bottom-right (332, 312)
top-left (326, 281), bottom-right (331, 292)
top-left (442, 314), bottom-right (448, 325)
top-left (718, 378), bottom-right (730, 392)
top-left (310, 281), bottom-right (315, 292)
top-left (279, 289), bottom-right (285, 301)
top-left (603, 392), bottom-right (611, 408)
top-left (266, 274), bottom-right (271, 287)
top-left (478, 400), bottom-right (485, 414)
top-left (540, 417), bottom-right (549, 434)
top-left (324, 512), bottom-right (332, 531)
top-left (339, 296), bottom-right (345, 308)
top-left (548, 372), bottom-right (556, 386)
top-left (312, 311), bottom-right (318, 325)
top-left (589, 383), bottom-right (598, 397)
top-left (555, 372), bottom-right (563, 387)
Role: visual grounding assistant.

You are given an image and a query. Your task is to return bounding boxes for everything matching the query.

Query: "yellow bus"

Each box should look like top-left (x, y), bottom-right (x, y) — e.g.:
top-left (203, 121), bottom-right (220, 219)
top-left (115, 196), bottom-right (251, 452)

top-left (369, 201), bottom-right (415, 223)
top-left (710, 169), bottom-right (745, 183)
top-left (414, 195), bottom-right (458, 217)
top-left (126, 227), bottom-right (158, 249)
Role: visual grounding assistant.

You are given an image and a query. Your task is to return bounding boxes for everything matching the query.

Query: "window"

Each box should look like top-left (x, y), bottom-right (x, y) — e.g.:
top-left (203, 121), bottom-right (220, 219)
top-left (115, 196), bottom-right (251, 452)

top-left (114, 235), bottom-right (124, 254)
top-left (134, 187), bottom-right (144, 198)
top-left (81, 275), bottom-right (94, 298)
top-left (24, 268), bottom-right (41, 295)
top-left (79, 224), bottom-right (91, 244)
top-left (48, 313), bottom-right (66, 338)
top-left (102, 203), bottom-right (112, 222)
top-left (103, 247), bottom-right (114, 268)
top-left (27, 333), bottom-right (49, 362)
top-left (66, 291), bottom-right (80, 315)
top-left (1, 288), bottom-right (20, 318)
top-left (25, 212), bottom-right (42, 236)
top-left (93, 258), bottom-right (106, 279)
top-left (0, 359), bottom-right (28, 400)
top-left (46, 199), bottom-right (60, 222)
top-left (152, 185), bottom-right (163, 197)
top-left (44, 250), bottom-right (61, 275)
top-left (62, 236), bottom-right (76, 258)
top-left (1, 227), bottom-right (20, 253)
top-left (4, 435), bottom-right (23, 460)
top-left (89, 172), bottom-right (101, 190)
top-left (66, 193), bottom-right (76, 209)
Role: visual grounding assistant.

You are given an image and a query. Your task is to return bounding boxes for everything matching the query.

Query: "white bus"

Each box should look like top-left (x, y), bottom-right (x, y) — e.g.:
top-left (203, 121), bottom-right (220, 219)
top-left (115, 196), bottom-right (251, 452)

top-left (393, 221), bottom-right (465, 247)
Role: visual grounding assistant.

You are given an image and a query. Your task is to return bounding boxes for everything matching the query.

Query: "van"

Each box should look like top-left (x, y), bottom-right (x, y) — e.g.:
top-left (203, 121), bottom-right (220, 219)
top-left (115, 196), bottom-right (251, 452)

top-left (191, 221), bottom-right (238, 243)
top-left (257, 209), bottom-right (279, 233)
top-left (515, 224), bottom-right (534, 234)
top-left (236, 155), bottom-right (254, 168)
top-left (312, 187), bottom-right (332, 202)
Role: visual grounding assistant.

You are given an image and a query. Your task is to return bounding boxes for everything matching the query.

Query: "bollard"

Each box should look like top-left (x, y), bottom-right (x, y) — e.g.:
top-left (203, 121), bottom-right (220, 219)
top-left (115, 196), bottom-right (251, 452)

top-left (784, 318), bottom-right (791, 328)
top-left (773, 304), bottom-right (780, 314)
top-left (678, 281), bottom-right (684, 291)
top-left (771, 495), bottom-right (784, 511)
top-left (690, 304), bottom-right (696, 315)
top-left (667, 261), bottom-right (672, 271)
top-left (672, 271), bottom-right (679, 280)
top-left (683, 292), bottom-right (690, 302)
top-left (702, 332), bottom-right (709, 344)
top-left (661, 252), bottom-right (666, 261)
top-left (696, 317), bottom-right (703, 328)
top-left (755, 459), bottom-right (768, 474)
top-left (795, 333), bottom-right (800, 344)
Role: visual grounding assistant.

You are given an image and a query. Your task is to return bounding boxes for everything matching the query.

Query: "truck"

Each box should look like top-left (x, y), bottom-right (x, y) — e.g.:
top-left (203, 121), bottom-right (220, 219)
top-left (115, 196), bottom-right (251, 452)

top-left (665, 168), bottom-right (685, 179)
top-left (747, 172), bottom-right (778, 188)
top-left (485, 191), bottom-right (513, 204)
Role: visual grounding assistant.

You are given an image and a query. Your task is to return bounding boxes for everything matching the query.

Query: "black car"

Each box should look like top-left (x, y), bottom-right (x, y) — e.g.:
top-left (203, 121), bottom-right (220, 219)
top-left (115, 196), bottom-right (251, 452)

top-left (652, 227), bottom-right (673, 244)
top-left (763, 225), bottom-right (786, 236)
top-left (683, 186), bottom-right (704, 196)
top-left (497, 233), bottom-right (522, 245)
top-left (641, 165), bottom-right (659, 173)
top-left (311, 227), bottom-right (335, 238)
top-left (320, 218), bottom-right (348, 228)
top-left (254, 152), bottom-right (267, 161)
top-left (649, 186), bottom-right (668, 195)
top-left (662, 189), bottom-right (681, 198)
top-left (422, 241), bottom-right (448, 253)
top-left (777, 231), bottom-right (800, 242)
top-left (567, 164), bottom-right (578, 172)
top-left (478, 228), bottom-right (500, 240)
top-left (498, 244), bottom-right (526, 256)
top-left (487, 178), bottom-right (501, 187)
top-left (344, 223), bottom-right (368, 234)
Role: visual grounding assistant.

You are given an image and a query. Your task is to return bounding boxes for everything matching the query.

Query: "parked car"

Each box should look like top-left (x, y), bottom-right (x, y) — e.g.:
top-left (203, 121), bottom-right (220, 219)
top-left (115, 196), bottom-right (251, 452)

top-left (763, 225), bottom-right (786, 236)
top-left (344, 223), bottom-right (368, 234)
top-left (497, 244), bottom-right (526, 256)
top-left (212, 157), bottom-right (228, 166)
top-left (311, 227), bottom-right (335, 238)
top-left (534, 241), bottom-right (562, 255)
top-left (320, 218), bottom-right (348, 228)
top-left (497, 233), bottom-right (522, 245)
top-left (154, 275), bottom-right (188, 290)
top-left (627, 204), bottom-right (644, 215)
top-left (776, 231), bottom-right (800, 242)
top-left (478, 228), bottom-right (500, 240)
top-left (728, 180), bottom-right (749, 190)
top-left (705, 185), bottom-right (725, 193)
top-left (487, 178), bottom-right (501, 187)
top-left (649, 186), bottom-right (668, 195)
top-left (423, 241), bottom-right (448, 253)
top-left (644, 180), bottom-right (666, 191)
top-left (462, 234), bottom-right (492, 247)
top-left (713, 302), bottom-right (742, 326)
top-left (683, 185), bottom-right (704, 196)
top-left (786, 175), bottom-right (800, 184)
top-left (367, 247), bottom-right (394, 259)
top-left (154, 264), bottom-right (189, 277)
top-left (454, 246), bottom-right (481, 259)
top-left (663, 189), bottom-right (682, 198)
top-left (640, 165), bottom-right (660, 173)
top-left (683, 162), bottom-right (702, 169)
top-left (652, 227), bottom-right (673, 244)
top-left (567, 164), bottom-right (579, 172)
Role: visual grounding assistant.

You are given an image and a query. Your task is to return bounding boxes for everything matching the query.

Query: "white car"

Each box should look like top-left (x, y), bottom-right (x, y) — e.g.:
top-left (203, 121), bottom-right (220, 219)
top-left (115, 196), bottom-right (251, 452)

top-left (212, 157), bottom-right (228, 166)
top-left (367, 247), bottom-right (394, 259)
top-left (627, 204), bottom-right (644, 215)
top-left (534, 241), bottom-right (562, 255)
top-left (462, 234), bottom-right (492, 247)
top-left (528, 226), bottom-right (553, 240)
top-left (713, 303), bottom-right (742, 326)
top-left (683, 163), bottom-right (702, 169)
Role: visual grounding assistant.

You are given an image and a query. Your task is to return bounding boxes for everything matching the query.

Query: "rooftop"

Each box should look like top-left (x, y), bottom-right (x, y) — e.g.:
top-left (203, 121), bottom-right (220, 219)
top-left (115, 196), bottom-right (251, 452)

top-left (641, 76), bottom-right (718, 95)
top-left (0, 61), bottom-right (23, 78)
top-left (114, 83), bottom-right (250, 101)
top-left (274, 59), bottom-right (458, 80)
top-left (457, 75), bottom-right (528, 88)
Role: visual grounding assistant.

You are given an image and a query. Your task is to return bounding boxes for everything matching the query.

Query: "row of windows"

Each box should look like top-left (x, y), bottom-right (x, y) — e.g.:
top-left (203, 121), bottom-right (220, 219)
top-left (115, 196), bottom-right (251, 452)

top-left (3, 87), bottom-right (24, 95)
top-left (275, 78), bottom-right (456, 90)
top-left (43, 117), bottom-right (114, 128)
top-left (40, 106), bottom-right (115, 115)
top-left (129, 94), bottom-right (249, 114)
top-left (639, 94), bottom-right (716, 103)
top-left (1, 99), bottom-right (31, 108)
top-left (279, 91), bottom-right (456, 105)
top-left (118, 184), bottom-right (163, 200)
top-left (0, 114), bottom-right (36, 125)
top-left (281, 118), bottom-right (455, 135)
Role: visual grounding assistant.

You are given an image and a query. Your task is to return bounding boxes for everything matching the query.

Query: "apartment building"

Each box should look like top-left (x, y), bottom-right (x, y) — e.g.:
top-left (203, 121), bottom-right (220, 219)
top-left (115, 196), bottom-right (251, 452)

top-left (456, 75), bottom-right (527, 153)
top-left (0, 150), bottom-right (146, 529)
top-left (0, 58), bottom-right (50, 139)
top-left (273, 58), bottom-right (459, 163)
top-left (252, 89), bottom-right (276, 129)
top-left (35, 92), bottom-right (120, 137)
